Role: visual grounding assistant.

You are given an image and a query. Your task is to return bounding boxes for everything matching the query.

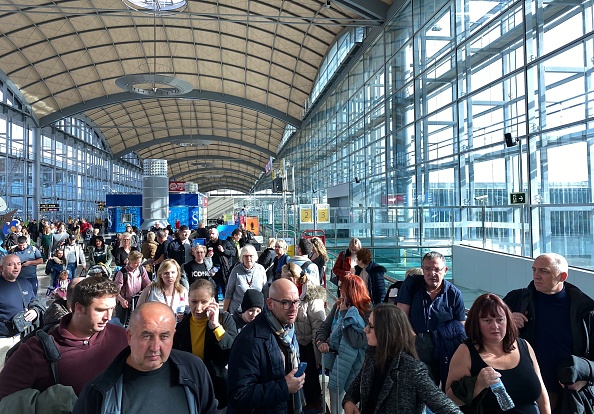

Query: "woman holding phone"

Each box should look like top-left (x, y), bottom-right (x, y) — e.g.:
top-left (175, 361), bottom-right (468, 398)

top-left (173, 278), bottom-right (238, 410)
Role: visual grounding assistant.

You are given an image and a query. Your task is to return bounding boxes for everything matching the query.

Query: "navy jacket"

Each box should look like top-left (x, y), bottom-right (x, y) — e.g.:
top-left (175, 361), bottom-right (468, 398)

top-left (227, 312), bottom-right (291, 414)
top-left (355, 261), bottom-right (387, 305)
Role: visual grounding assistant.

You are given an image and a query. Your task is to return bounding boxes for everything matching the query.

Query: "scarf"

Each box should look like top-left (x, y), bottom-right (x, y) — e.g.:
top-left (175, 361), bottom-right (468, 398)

top-left (265, 309), bottom-right (303, 414)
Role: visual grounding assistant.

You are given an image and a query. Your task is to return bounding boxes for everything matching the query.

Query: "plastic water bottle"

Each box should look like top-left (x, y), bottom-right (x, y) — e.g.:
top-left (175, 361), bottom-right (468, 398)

top-left (490, 379), bottom-right (515, 411)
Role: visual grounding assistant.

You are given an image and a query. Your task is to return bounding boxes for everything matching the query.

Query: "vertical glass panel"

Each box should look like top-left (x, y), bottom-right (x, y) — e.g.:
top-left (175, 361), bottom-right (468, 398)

top-left (416, 5), bottom-right (454, 74)
top-left (386, 41), bottom-right (414, 96)
top-left (456, 0), bottom-right (517, 43)
top-left (419, 53), bottom-right (456, 117)
top-left (526, 0), bottom-right (587, 59)
top-left (534, 43), bottom-right (589, 131)
top-left (365, 68), bottom-right (385, 109)
top-left (385, 0), bottom-right (413, 58)
top-left (418, 105), bottom-right (456, 160)
top-left (413, 0), bottom-right (450, 32)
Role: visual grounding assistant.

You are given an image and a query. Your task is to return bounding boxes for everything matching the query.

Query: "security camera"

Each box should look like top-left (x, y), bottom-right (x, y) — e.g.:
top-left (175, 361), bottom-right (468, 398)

top-left (474, 195), bottom-right (488, 201)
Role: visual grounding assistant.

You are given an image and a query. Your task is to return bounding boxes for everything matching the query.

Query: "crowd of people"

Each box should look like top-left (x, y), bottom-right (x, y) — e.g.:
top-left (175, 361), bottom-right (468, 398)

top-left (0, 218), bottom-right (592, 414)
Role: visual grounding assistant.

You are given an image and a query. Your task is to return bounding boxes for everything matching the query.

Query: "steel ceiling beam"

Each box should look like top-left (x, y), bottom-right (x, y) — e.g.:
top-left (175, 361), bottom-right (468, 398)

top-left (113, 135), bottom-right (275, 158)
top-left (38, 91), bottom-right (302, 128)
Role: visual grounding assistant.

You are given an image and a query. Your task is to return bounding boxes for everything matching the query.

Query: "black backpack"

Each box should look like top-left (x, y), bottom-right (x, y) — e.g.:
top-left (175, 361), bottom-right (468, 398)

top-left (5, 323), bottom-right (61, 383)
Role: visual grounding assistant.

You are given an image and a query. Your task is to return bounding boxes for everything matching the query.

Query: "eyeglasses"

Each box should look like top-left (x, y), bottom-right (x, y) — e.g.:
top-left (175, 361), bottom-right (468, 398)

top-left (367, 322), bottom-right (375, 330)
top-left (243, 254), bottom-right (257, 258)
top-left (422, 266), bottom-right (445, 273)
top-left (269, 298), bottom-right (300, 310)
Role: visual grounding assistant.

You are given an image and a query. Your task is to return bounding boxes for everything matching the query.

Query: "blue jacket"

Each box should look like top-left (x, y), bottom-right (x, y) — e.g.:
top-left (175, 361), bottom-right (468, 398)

top-left (227, 312), bottom-right (292, 414)
top-left (325, 305), bottom-right (367, 393)
top-left (72, 347), bottom-right (217, 414)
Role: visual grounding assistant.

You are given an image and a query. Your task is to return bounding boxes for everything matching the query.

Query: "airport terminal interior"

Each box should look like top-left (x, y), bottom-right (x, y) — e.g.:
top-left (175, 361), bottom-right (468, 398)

top-left (0, 0), bottom-right (593, 289)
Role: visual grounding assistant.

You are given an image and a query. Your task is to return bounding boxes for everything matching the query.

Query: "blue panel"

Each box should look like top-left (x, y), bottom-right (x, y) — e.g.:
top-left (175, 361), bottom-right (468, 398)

top-left (217, 225), bottom-right (238, 241)
top-left (106, 207), bottom-right (142, 233)
top-left (168, 207), bottom-right (189, 230)
top-left (189, 207), bottom-right (201, 229)
top-left (106, 194), bottom-right (143, 207)
top-left (169, 193), bottom-right (199, 206)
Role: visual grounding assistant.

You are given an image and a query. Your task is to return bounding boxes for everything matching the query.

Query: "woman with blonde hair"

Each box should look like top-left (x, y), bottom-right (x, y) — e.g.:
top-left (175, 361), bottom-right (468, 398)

top-left (332, 237), bottom-right (362, 284)
top-left (309, 237), bottom-right (328, 283)
top-left (137, 258), bottom-right (188, 314)
top-left (140, 231), bottom-right (158, 260)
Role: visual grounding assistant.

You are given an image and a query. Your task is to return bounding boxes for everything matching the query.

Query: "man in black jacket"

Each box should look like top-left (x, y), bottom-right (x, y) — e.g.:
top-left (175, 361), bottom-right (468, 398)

top-left (206, 228), bottom-right (235, 299)
top-left (72, 302), bottom-right (217, 414)
top-left (503, 253), bottom-right (594, 413)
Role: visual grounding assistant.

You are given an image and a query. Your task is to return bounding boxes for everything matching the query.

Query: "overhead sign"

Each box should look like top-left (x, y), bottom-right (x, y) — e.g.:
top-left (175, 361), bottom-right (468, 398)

top-left (40, 203), bottom-right (59, 212)
top-left (169, 181), bottom-right (186, 192)
top-left (300, 204), bottom-right (313, 223)
top-left (316, 204), bottom-right (330, 223)
top-left (510, 192), bottom-right (526, 204)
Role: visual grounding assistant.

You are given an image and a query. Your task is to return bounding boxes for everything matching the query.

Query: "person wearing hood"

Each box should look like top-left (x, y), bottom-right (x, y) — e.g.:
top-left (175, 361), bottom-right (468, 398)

top-left (223, 244), bottom-right (266, 315)
top-left (283, 263), bottom-right (327, 411)
top-left (354, 248), bottom-right (387, 305)
top-left (232, 289), bottom-right (264, 331)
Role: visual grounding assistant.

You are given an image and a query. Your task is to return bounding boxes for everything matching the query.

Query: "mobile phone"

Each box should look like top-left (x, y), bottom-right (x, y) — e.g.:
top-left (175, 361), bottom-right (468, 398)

top-left (295, 362), bottom-right (307, 377)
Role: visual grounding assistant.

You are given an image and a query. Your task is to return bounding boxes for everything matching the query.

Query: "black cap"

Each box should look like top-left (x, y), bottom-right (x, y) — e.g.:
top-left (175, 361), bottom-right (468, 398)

top-left (69, 234), bottom-right (77, 240)
top-left (240, 289), bottom-right (264, 313)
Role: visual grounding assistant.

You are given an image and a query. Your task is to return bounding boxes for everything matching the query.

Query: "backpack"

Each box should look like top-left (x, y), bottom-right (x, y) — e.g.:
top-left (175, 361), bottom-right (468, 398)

top-left (5, 323), bottom-right (61, 383)
top-left (2, 233), bottom-right (17, 250)
top-left (388, 274), bottom-right (425, 304)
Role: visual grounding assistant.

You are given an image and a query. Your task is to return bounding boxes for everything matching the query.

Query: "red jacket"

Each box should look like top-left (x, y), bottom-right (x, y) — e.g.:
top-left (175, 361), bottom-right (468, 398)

top-left (0, 314), bottom-right (129, 397)
top-left (332, 250), bottom-right (355, 281)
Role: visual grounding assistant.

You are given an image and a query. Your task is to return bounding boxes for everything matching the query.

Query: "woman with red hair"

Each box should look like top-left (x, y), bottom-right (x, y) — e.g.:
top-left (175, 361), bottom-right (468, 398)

top-left (315, 274), bottom-right (371, 414)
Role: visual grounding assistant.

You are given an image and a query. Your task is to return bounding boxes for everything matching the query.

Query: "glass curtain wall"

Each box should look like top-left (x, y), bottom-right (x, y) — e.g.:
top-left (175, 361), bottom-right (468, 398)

top-left (0, 77), bottom-right (142, 221)
top-left (276, 0), bottom-right (594, 269)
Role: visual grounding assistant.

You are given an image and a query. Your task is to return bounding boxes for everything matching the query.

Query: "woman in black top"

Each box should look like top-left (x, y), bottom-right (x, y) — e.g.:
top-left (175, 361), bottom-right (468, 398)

top-left (112, 232), bottom-right (138, 267)
top-left (257, 238), bottom-right (276, 297)
top-left (446, 294), bottom-right (550, 413)
top-left (88, 236), bottom-right (113, 268)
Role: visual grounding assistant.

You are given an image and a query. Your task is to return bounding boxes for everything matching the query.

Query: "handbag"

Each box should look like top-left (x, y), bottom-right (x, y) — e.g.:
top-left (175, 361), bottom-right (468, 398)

top-left (11, 311), bottom-right (32, 333)
top-left (11, 279), bottom-right (33, 334)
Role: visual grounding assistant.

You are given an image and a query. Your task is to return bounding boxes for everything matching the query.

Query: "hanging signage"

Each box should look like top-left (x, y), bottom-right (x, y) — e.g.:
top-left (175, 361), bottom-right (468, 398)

top-left (40, 203), bottom-right (59, 212)
top-left (316, 204), bottom-right (330, 223)
top-left (510, 192), bottom-right (526, 204)
top-left (169, 181), bottom-right (186, 192)
top-left (300, 204), bottom-right (313, 223)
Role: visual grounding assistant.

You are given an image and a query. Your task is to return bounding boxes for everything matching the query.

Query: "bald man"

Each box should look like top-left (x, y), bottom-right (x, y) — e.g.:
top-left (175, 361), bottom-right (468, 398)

top-left (227, 279), bottom-right (305, 414)
top-left (73, 302), bottom-right (217, 414)
top-left (503, 253), bottom-right (594, 412)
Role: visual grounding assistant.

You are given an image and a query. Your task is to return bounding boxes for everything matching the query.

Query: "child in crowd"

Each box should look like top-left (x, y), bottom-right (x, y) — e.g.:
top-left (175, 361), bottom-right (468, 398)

top-left (54, 270), bottom-right (70, 299)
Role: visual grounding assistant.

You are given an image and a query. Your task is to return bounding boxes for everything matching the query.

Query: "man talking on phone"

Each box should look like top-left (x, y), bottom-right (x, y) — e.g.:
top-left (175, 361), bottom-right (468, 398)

top-left (227, 278), bottom-right (305, 414)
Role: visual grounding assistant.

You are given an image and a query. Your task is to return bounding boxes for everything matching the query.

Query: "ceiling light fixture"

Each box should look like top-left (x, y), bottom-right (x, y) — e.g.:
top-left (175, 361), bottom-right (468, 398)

top-left (117, 0), bottom-right (192, 96)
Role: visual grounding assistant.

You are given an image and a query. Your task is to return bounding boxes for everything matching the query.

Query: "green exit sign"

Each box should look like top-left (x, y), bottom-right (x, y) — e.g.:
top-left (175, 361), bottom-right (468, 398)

top-left (510, 192), bottom-right (526, 204)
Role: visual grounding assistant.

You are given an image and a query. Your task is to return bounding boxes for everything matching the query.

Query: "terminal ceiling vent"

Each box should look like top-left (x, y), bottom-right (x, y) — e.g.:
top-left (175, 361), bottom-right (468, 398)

top-left (122, 0), bottom-right (188, 14)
